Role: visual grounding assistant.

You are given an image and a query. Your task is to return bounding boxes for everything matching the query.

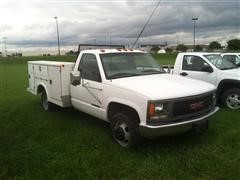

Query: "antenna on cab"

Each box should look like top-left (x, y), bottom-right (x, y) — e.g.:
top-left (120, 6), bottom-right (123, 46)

top-left (131, 0), bottom-right (162, 49)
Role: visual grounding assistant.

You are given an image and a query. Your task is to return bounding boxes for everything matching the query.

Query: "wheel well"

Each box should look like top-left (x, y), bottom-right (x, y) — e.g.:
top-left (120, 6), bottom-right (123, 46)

top-left (217, 81), bottom-right (240, 102)
top-left (37, 85), bottom-right (46, 95)
top-left (107, 102), bottom-right (140, 124)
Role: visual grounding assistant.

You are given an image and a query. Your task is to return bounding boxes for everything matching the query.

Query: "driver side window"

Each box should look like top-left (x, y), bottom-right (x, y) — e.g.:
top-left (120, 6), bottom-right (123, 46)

top-left (78, 54), bottom-right (102, 82)
top-left (183, 55), bottom-right (210, 71)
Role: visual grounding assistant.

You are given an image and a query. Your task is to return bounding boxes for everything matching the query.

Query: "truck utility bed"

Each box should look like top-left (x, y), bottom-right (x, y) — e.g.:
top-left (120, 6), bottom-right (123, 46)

top-left (28, 61), bottom-right (74, 107)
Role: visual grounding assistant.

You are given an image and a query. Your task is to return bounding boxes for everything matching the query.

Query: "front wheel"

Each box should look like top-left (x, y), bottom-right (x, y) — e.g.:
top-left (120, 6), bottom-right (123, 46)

top-left (110, 113), bottom-right (140, 148)
top-left (41, 90), bottom-right (53, 111)
top-left (222, 88), bottom-right (240, 109)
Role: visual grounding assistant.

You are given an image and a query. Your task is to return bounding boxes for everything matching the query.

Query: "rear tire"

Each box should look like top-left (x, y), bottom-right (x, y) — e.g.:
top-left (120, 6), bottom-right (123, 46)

top-left (41, 90), bottom-right (53, 111)
top-left (222, 88), bottom-right (240, 109)
top-left (110, 112), bottom-right (140, 148)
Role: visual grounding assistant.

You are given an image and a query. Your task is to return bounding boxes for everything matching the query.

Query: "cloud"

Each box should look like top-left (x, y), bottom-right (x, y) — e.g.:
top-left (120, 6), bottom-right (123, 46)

top-left (0, 0), bottom-right (239, 54)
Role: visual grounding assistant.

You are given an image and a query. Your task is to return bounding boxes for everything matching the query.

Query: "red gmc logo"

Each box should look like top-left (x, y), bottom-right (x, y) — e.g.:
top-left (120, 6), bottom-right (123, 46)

top-left (190, 101), bottom-right (204, 110)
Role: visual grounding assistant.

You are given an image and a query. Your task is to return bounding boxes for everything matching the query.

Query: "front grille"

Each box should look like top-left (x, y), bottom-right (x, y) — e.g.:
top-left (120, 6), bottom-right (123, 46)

top-left (173, 93), bottom-right (213, 117)
top-left (146, 92), bottom-right (215, 126)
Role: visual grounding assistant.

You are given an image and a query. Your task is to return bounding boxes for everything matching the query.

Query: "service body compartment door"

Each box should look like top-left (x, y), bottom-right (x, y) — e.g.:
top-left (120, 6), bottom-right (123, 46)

top-left (28, 64), bottom-right (35, 91)
top-left (49, 66), bottom-right (62, 101)
top-left (34, 64), bottom-right (48, 79)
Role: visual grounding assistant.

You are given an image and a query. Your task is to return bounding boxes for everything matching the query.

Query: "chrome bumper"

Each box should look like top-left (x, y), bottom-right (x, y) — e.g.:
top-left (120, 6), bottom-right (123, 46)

top-left (139, 107), bottom-right (219, 138)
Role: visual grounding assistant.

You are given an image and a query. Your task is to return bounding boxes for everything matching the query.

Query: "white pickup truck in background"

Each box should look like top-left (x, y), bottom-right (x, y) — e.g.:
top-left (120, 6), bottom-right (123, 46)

top-left (28, 49), bottom-right (219, 147)
top-left (168, 53), bottom-right (240, 109)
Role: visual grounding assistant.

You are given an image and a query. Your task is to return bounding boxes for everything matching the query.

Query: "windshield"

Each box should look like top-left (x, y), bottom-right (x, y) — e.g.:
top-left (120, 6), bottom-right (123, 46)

top-left (100, 52), bottom-right (165, 79)
top-left (204, 54), bottom-right (238, 70)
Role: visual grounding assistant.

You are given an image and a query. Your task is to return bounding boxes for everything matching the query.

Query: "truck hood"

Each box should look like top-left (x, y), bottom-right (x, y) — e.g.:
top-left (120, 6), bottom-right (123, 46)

top-left (110, 74), bottom-right (216, 100)
top-left (220, 68), bottom-right (240, 79)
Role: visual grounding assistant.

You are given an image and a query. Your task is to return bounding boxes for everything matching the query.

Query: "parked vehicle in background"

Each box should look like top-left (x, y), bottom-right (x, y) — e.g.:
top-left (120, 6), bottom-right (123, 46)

top-left (221, 53), bottom-right (240, 67)
top-left (170, 52), bottom-right (240, 109)
top-left (28, 49), bottom-right (219, 148)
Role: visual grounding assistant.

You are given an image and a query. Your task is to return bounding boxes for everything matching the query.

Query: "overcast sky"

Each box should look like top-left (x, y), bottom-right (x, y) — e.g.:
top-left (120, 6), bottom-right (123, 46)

top-left (0, 0), bottom-right (239, 55)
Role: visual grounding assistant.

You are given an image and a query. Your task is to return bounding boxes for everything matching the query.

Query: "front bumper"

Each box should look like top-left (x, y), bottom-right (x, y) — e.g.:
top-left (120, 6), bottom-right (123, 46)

top-left (139, 106), bottom-right (219, 138)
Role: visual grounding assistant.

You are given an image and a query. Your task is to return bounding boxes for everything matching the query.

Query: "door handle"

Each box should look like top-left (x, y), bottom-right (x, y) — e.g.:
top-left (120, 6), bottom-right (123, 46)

top-left (180, 72), bottom-right (188, 76)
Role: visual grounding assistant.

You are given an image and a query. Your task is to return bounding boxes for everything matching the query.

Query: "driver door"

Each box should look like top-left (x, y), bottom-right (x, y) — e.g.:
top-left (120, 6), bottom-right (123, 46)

top-left (179, 55), bottom-right (217, 86)
top-left (71, 53), bottom-right (104, 119)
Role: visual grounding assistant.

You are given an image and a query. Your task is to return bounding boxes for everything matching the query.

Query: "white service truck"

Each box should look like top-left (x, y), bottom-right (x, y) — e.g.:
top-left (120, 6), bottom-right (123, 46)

top-left (169, 52), bottom-right (240, 109)
top-left (28, 49), bottom-right (219, 147)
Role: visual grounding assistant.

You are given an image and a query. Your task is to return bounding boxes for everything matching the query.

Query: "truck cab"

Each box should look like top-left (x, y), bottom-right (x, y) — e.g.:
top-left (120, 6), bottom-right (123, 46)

top-left (173, 52), bottom-right (240, 109)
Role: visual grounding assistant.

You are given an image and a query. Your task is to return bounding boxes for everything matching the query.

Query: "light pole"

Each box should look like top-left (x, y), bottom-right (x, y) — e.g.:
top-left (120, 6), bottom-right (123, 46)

top-left (1, 24), bottom-right (2, 56)
top-left (54, 17), bottom-right (60, 56)
top-left (192, 17), bottom-right (198, 51)
top-left (3, 37), bottom-right (7, 56)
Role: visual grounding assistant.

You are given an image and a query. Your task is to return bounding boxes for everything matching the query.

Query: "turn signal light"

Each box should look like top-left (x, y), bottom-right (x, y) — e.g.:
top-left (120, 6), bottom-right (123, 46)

top-left (149, 103), bottom-right (155, 116)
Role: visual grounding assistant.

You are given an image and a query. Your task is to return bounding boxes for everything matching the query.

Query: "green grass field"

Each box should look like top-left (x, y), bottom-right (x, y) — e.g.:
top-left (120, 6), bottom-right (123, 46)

top-left (0, 54), bottom-right (239, 179)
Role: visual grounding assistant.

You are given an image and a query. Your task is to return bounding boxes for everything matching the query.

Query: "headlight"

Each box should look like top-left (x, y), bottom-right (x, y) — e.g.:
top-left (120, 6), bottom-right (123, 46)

top-left (148, 102), bottom-right (171, 123)
top-left (155, 103), bottom-right (164, 112)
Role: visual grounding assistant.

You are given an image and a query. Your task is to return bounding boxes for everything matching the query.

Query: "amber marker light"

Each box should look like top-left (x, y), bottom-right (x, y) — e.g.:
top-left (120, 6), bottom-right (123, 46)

top-left (149, 103), bottom-right (155, 116)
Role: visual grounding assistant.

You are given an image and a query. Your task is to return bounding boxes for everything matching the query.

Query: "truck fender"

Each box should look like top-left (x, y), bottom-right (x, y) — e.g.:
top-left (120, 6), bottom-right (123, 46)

top-left (217, 79), bottom-right (240, 97)
top-left (36, 83), bottom-right (49, 100)
top-left (106, 98), bottom-right (143, 123)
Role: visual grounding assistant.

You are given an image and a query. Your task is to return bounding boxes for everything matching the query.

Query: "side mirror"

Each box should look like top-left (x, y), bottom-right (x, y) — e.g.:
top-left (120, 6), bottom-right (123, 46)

top-left (201, 66), bottom-right (213, 73)
top-left (71, 71), bottom-right (81, 86)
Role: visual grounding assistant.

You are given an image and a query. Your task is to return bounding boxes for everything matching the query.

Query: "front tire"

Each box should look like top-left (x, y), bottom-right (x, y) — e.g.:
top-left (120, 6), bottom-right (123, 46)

top-left (222, 88), bottom-right (240, 109)
top-left (41, 90), bottom-right (53, 111)
top-left (110, 112), bottom-right (140, 148)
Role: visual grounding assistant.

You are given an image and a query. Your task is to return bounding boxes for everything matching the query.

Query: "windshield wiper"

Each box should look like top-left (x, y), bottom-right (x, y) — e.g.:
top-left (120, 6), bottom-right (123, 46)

top-left (109, 73), bottom-right (139, 79)
top-left (221, 67), bottom-right (238, 70)
top-left (141, 69), bottom-right (164, 74)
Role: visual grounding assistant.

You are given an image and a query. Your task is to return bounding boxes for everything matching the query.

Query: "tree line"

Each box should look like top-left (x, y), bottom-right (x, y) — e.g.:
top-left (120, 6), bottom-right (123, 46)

top-left (176, 39), bottom-right (240, 52)
top-left (150, 38), bottom-right (240, 53)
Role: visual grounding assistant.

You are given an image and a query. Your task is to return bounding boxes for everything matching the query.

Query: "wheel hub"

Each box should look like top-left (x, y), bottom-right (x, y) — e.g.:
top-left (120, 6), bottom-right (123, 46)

top-left (115, 127), bottom-right (125, 141)
top-left (227, 94), bottom-right (240, 109)
top-left (114, 122), bottom-right (131, 147)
